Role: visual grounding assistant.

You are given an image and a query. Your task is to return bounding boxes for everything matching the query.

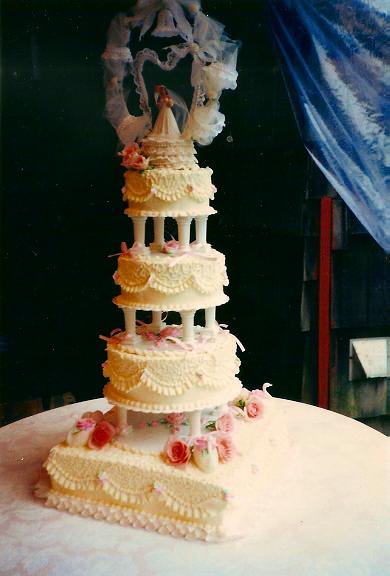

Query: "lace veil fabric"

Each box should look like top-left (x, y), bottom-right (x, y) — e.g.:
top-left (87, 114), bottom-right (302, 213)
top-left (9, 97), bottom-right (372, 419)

top-left (102, 1), bottom-right (239, 148)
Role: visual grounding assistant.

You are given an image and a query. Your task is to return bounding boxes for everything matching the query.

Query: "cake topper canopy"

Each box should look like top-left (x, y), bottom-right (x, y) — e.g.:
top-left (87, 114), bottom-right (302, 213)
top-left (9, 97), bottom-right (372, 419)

top-left (102, 0), bottom-right (239, 147)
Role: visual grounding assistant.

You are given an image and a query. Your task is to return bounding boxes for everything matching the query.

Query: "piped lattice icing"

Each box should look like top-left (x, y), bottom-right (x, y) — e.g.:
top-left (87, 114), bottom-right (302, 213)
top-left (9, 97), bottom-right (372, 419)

top-left (114, 248), bottom-right (229, 312)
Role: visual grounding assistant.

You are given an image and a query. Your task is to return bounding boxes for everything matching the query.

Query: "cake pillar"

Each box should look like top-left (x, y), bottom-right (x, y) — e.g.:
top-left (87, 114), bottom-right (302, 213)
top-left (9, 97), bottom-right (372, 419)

top-left (131, 216), bottom-right (147, 247)
top-left (205, 306), bottom-right (217, 333)
top-left (124, 308), bottom-right (136, 336)
top-left (195, 216), bottom-right (208, 245)
top-left (189, 410), bottom-right (201, 437)
top-left (153, 216), bottom-right (165, 248)
top-left (117, 407), bottom-right (128, 431)
top-left (176, 217), bottom-right (192, 250)
top-left (152, 311), bottom-right (163, 332)
top-left (181, 310), bottom-right (195, 343)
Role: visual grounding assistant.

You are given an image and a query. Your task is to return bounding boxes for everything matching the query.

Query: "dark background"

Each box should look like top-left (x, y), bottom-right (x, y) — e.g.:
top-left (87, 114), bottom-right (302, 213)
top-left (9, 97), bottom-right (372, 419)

top-left (1, 0), bottom-right (307, 409)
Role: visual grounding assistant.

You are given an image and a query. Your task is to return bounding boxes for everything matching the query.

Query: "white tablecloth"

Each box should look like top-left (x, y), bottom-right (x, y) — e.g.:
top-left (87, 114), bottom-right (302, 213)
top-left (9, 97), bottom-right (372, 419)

top-left (0, 398), bottom-right (389, 576)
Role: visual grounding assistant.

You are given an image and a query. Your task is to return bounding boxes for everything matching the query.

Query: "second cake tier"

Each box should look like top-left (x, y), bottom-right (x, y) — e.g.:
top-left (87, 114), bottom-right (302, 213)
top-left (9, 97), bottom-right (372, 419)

top-left (103, 327), bottom-right (241, 413)
top-left (114, 247), bottom-right (229, 311)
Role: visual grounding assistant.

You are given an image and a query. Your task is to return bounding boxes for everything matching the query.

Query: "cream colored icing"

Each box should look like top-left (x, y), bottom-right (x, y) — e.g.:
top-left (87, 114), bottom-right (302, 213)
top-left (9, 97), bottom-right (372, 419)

top-left (141, 136), bottom-right (197, 169)
top-left (103, 329), bottom-right (241, 412)
top-left (44, 398), bottom-right (285, 541)
top-left (104, 379), bottom-right (242, 414)
top-left (123, 167), bottom-right (213, 203)
top-left (123, 167), bottom-right (215, 217)
top-left (124, 202), bottom-right (215, 219)
top-left (114, 248), bottom-right (229, 312)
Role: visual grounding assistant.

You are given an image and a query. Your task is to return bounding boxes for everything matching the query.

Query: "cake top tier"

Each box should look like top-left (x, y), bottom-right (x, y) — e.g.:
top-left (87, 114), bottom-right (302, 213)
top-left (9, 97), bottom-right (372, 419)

top-left (140, 85), bottom-right (197, 170)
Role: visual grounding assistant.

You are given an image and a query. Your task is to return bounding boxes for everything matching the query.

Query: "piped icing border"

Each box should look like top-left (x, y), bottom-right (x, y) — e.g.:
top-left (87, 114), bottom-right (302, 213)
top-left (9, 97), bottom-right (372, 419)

top-left (45, 491), bottom-right (225, 542)
top-left (103, 379), bottom-right (242, 413)
top-left (122, 167), bottom-right (215, 204)
top-left (115, 250), bottom-right (228, 296)
top-left (103, 332), bottom-right (240, 397)
top-left (114, 293), bottom-right (229, 312)
top-left (124, 206), bottom-right (216, 218)
top-left (45, 449), bottom-right (225, 520)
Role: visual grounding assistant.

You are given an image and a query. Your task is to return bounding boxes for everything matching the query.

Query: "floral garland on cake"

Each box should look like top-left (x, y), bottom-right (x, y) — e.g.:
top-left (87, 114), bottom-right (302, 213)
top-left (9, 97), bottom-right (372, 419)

top-left (66, 409), bottom-right (119, 449)
top-left (65, 384), bottom-right (272, 473)
top-left (118, 142), bottom-right (150, 171)
top-left (164, 384), bottom-right (272, 472)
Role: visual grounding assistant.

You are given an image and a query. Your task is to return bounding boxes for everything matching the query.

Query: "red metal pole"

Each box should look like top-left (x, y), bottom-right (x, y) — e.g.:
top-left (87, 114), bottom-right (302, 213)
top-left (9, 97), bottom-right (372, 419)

top-left (318, 197), bottom-right (332, 409)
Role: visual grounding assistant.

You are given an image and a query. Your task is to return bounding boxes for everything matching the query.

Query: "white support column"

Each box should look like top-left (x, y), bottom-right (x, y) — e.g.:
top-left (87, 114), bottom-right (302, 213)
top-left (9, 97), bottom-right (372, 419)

top-left (195, 215), bottom-right (208, 245)
top-left (176, 216), bottom-right (192, 250)
top-left (189, 410), bottom-right (201, 437)
top-left (153, 216), bottom-right (165, 248)
top-left (205, 306), bottom-right (216, 332)
top-left (117, 406), bottom-right (128, 431)
top-left (152, 311), bottom-right (163, 332)
top-left (131, 216), bottom-right (147, 247)
top-left (181, 310), bottom-right (195, 343)
top-left (124, 308), bottom-right (136, 337)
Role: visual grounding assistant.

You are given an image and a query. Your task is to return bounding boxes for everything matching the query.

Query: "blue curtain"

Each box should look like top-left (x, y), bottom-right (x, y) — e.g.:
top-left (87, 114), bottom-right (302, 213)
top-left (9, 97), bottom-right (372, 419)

top-left (267, 0), bottom-right (389, 253)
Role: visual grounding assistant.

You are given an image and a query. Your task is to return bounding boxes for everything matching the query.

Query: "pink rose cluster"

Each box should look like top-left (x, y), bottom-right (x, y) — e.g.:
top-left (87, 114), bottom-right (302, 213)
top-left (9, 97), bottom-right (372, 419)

top-left (165, 428), bottom-right (236, 469)
top-left (68, 409), bottom-right (118, 450)
top-left (118, 143), bottom-right (149, 171)
top-left (230, 388), bottom-right (266, 420)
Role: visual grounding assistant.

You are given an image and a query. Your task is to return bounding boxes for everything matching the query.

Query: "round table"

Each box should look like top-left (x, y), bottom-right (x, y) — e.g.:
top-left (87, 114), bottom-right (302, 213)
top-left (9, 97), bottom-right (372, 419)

top-left (0, 398), bottom-right (389, 576)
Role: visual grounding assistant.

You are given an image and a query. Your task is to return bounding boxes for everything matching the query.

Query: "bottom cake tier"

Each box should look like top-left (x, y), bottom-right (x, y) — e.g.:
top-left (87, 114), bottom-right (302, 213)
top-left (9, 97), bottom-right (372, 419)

top-left (42, 390), bottom-right (288, 542)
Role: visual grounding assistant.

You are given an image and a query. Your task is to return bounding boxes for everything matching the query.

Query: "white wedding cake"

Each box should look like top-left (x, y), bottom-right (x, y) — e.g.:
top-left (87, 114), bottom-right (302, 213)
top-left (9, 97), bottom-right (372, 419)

top-left (41, 1), bottom-right (285, 542)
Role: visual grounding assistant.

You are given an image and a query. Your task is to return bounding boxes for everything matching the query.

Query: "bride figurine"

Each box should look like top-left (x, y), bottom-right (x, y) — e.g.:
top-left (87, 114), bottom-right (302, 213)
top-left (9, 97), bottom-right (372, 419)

top-left (151, 85), bottom-right (181, 138)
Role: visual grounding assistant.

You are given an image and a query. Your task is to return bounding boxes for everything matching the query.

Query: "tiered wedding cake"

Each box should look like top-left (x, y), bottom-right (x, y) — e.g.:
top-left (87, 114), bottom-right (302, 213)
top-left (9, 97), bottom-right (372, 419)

top-left (42, 2), bottom-right (280, 541)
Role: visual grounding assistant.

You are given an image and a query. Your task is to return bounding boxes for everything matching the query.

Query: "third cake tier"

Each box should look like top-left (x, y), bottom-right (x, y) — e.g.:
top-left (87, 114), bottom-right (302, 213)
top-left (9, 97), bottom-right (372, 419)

top-left (103, 326), bottom-right (241, 412)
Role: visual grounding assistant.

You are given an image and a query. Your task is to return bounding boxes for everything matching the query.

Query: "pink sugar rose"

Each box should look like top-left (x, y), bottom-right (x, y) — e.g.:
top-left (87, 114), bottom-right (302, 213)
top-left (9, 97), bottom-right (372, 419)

top-left (76, 418), bottom-right (96, 431)
top-left (131, 154), bottom-right (149, 171)
top-left (166, 437), bottom-right (191, 467)
top-left (122, 143), bottom-right (139, 155)
top-left (216, 434), bottom-right (235, 463)
top-left (88, 421), bottom-right (116, 450)
top-left (166, 413), bottom-right (185, 427)
top-left (216, 412), bottom-right (235, 433)
top-left (119, 152), bottom-right (139, 169)
top-left (246, 396), bottom-right (264, 419)
top-left (121, 156), bottom-right (137, 169)
top-left (118, 143), bottom-right (139, 165)
top-left (118, 143), bottom-right (149, 171)
top-left (151, 420), bottom-right (159, 428)
top-left (82, 410), bottom-right (104, 424)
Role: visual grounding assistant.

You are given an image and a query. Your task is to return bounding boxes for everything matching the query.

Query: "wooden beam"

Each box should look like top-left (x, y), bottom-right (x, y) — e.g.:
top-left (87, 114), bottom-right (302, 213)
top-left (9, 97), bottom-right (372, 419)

top-left (318, 197), bottom-right (332, 409)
